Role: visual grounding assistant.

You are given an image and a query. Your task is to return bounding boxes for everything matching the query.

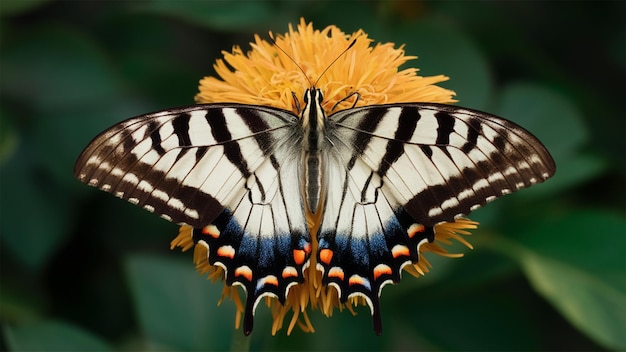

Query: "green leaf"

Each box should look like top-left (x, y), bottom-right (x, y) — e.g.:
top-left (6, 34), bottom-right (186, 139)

top-left (34, 100), bottom-right (152, 190)
top-left (390, 277), bottom-right (541, 350)
top-left (486, 211), bottom-right (626, 350)
top-left (523, 254), bottom-right (626, 350)
top-left (0, 108), bottom-right (18, 165)
top-left (0, 0), bottom-right (51, 17)
top-left (528, 152), bottom-right (605, 197)
top-left (496, 83), bottom-right (605, 194)
top-left (0, 284), bottom-right (42, 322)
top-left (0, 145), bottom-right (73, 271)
top-left (497, 82), bottom-right (587, 160)
top-left (125, 254), bottom-right (236, 350)
top-left (0, 26), bottom-right (122, 111)
top-left (389, 20), bottom-right (493, 110)
top-left (4, 320), bottom-right (110, 351)
top-left (132, 0), bottom-right (283, 31)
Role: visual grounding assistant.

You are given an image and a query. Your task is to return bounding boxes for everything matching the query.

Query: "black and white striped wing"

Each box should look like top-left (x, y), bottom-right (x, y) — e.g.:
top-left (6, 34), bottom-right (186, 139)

top-left (317, 104), bottom-right (555, 334)
top-left (74, 105), bottom-right (312, 334)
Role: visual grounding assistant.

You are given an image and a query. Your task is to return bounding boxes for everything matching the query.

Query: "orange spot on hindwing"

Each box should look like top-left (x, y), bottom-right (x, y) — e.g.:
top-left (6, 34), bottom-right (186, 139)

top-left (328, 267), bottom-right (345, 280)
top-left (260, 275), bottom-right (279, 287)
top-left (391, 244), bottom-right (410, 258)
top-left (217, 245), bottom-right (235, 258)
top-left (293, 249), bottom-right (306, 265)
top-left (202, 225), bottom-right (220, 238)
top-left (234, 266), bottom-right (253, 281)
top-left (348, 274), bottom-right (365, 286)
top-left (282, 266), bottom-right (298, 279)
top-left (373, 264), bottom-right (392, 281)
top-left (407, 223), bottom-right (425, 238)
top-left (319, 248), bottom-right (333, 265)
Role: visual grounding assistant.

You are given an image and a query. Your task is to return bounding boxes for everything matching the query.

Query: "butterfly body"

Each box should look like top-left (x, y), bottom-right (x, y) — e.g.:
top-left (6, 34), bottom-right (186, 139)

top-left (300, 89), bottom-right (326, 214)
top-left (75, 88), bottom-right (555, 335)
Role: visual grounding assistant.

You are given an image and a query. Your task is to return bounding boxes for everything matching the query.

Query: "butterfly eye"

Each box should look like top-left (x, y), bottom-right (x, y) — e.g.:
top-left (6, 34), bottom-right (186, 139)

top-left (303, 91), bottom-right (309, 104)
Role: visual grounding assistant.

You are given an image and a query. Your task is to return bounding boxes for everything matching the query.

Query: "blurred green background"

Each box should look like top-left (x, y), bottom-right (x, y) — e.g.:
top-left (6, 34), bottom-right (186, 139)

top-left (1, 1), bottom-right (624, 351)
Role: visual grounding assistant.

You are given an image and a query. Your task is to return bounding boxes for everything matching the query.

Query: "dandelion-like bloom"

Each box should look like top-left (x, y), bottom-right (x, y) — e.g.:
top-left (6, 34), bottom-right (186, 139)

top-left (171, 18), bottom-right (477, 335)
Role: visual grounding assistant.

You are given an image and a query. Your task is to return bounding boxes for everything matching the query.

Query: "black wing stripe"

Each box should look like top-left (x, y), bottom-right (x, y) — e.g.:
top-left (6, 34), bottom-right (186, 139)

top-left (172, 113), bottom-right (192, 147)
top-left (461, 118), bottom-right (481, 153)
top-left (172, 113), bottom-right (192, 161)
top-left (148, 120), bottom-right (166, 156)
top-left (376, 107), bottom-right (419, 177)
top-left (206, 110), bottom-right (252, 179)
top-left (352, 109), bottom-right (384, 152)
top-left (240, 108), bottom-right (275, 154)
top-left (434, 111), bottom-right (454, 146)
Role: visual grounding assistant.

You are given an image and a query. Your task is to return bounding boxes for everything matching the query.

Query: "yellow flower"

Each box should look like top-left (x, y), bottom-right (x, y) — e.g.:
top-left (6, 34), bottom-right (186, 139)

top-left (196, 19), bottom-right (456, 111)
top-left (171, 18), bottom-right (476, 335)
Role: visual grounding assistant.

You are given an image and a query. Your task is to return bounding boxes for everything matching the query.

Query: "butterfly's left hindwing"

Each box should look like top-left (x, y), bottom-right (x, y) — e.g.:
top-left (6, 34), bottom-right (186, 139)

top-left (74, 104), bottom-right (312, 335)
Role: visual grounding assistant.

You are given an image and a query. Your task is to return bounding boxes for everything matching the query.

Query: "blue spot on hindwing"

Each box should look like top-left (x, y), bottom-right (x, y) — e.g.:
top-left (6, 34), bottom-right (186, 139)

top-left (368, 232), bottom-right (388, 257)
top-left (275, 232), bottom-right (290, 255)
top-left (257, 238), bottom-right (275, 267)
top-left (382, 215), bottom-right (403, 240)
top-left (349, 238), bottom-right (368, 266)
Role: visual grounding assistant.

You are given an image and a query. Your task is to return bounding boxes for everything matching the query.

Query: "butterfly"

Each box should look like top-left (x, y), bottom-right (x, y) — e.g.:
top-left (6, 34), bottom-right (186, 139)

top-left (74, 84), bottom-right (555, 335)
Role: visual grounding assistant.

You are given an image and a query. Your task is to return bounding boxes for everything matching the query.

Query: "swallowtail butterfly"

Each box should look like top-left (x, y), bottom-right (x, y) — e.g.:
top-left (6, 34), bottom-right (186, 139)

top-left (74, 73), bottom-right (555, 335)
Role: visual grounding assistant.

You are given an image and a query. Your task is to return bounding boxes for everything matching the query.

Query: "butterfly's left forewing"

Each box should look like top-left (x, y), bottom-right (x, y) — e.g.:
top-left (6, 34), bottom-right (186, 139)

top-left (74, 104), bottom-right (312, 335)
top-left (318, 103), bottom-right (555, 333)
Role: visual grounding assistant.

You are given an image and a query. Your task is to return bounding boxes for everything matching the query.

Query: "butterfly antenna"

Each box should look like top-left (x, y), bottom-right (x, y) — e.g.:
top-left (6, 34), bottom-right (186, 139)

top-left (269, 32), bottom-right (314, 87)
top-left (313, 38), bottom-right (356, 88)
top-left (270, 32), bottom-right (357, 88)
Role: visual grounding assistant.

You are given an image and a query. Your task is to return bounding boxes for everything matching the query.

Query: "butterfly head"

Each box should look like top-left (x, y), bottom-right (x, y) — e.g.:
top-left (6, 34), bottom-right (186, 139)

top-left (269, 32), bottom-right (356, 116)
top-left (301, 88), bottom-right (326, 131)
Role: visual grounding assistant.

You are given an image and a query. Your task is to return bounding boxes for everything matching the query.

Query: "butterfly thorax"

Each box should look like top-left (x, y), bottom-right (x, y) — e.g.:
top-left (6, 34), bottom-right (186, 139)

top-left (301, 88), bottom-right (326, 214)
